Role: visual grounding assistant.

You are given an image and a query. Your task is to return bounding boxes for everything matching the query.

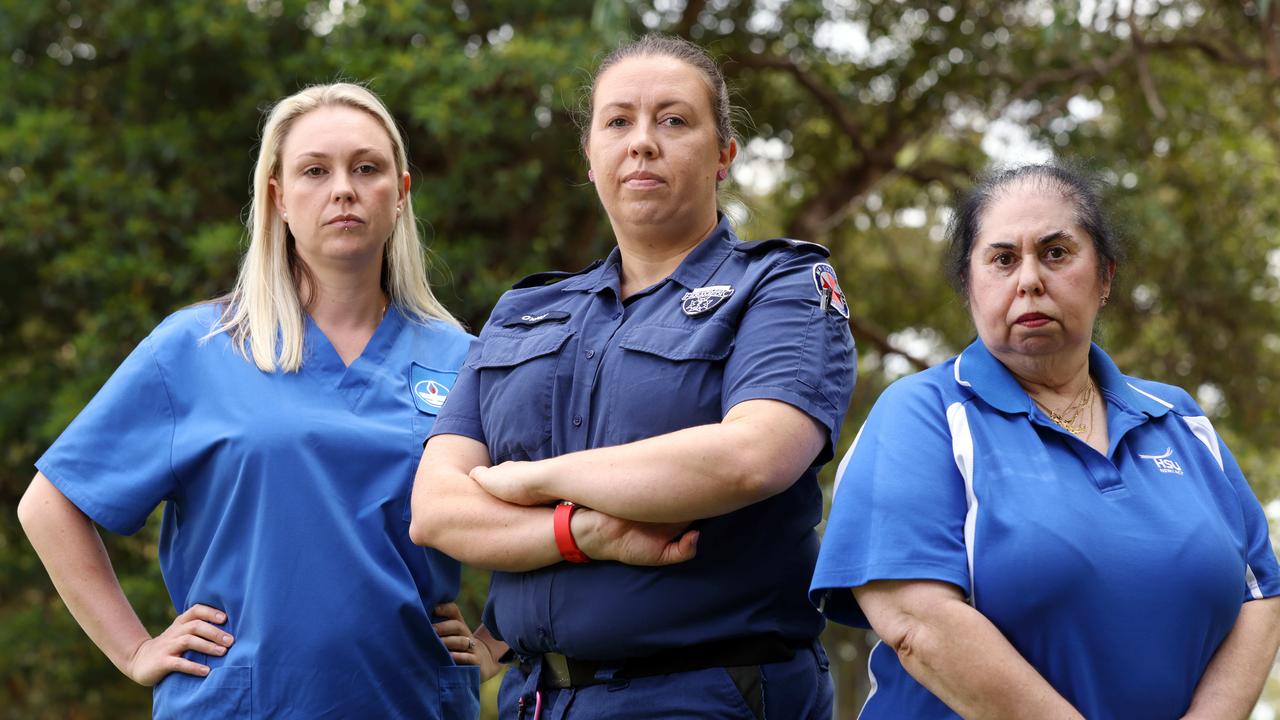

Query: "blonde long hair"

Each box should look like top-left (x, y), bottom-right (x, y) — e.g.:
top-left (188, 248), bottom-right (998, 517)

top-left (211, 82), bottom-right (461, 372)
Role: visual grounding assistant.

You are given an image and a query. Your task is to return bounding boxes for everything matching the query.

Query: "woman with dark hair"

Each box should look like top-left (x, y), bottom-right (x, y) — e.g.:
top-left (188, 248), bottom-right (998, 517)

top-left (411, 34), bottom-right (855, 718)
top-left (811, 163), bottom-right (1280, 718)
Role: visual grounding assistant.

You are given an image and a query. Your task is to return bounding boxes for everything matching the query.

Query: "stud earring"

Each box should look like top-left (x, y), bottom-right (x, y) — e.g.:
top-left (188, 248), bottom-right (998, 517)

top-left (282, 211), bottom-right (288, 222)
top-left (717, 168), bottom-right (728, 181)
top-left (587, 169), bottom-right (595, 183)
top-left (1101, 294), bottom-right (1110, 306)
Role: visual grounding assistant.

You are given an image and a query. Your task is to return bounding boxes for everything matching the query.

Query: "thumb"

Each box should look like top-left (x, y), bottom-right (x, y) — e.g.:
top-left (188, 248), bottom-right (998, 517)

top-left (665, 529), bottom-right (699, 565)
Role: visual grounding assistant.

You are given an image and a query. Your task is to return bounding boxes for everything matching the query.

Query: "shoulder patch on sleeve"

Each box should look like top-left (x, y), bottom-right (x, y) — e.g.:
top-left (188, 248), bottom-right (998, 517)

top-left (733, 238), bottom-right (831, 258)
top-left (511, 259), bottom-right (605, 289)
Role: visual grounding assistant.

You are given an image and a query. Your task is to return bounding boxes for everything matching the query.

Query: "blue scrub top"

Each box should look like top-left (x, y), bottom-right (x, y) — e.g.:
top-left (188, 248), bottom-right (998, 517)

top-left (810, 338), bottom-right (1280, 719)
top-left (430, 216), bottom-right (856, 661)
top-left (37, 304), bottom-right (480, 719)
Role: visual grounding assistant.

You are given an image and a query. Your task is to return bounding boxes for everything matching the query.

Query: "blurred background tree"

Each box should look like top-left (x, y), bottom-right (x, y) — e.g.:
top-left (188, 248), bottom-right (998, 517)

top-left (2, 0), bottom-right (1278, 717)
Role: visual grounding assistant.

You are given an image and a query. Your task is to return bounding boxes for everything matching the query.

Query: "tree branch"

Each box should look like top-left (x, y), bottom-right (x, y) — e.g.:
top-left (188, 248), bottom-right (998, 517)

top-left (731, 51), bottom-right (868, 155)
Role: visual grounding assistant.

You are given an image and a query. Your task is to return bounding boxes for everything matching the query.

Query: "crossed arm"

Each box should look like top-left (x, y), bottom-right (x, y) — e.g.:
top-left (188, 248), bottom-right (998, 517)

top-left (855, 580), bottom-right (1280, 720)
top-left (408, 398), bottom-right (826, 570)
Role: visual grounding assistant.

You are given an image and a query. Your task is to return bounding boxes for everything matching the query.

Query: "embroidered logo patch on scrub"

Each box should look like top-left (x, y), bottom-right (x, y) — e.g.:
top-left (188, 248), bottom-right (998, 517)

top-left (812, 263), bottom-right (849, 319)
top-left (410, 363), bottom-right (458, 415)
top-left (681, 285), bottom-right (735, 316)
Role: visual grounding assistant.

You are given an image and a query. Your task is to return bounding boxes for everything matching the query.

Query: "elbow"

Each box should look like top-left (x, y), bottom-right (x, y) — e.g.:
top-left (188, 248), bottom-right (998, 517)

top-left (407, 506), bottom-right (439, 548)
top-left (730, 448), bottom-right (799, 505)
top-left (16, 478), bottom-right (48, 536)
top-left (877, 614), bottom-right (938, 676)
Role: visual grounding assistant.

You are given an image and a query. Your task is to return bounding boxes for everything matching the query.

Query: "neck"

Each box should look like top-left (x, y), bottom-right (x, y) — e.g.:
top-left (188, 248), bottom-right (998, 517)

top-left (615, 215), bottom-right (718, 298)
top-left (999, 345), bottom-right (1093, 401)
top-left (300, 261), bottom-right (387, 331)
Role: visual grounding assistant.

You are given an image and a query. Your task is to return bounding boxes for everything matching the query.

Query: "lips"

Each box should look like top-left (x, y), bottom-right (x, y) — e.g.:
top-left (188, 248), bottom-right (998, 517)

top-left (621, 170), bottom-right (665, 189)
top-left (1015, 312), bottom-right (1053, 328)
top-left (325, 213), bottom-right (365, 227)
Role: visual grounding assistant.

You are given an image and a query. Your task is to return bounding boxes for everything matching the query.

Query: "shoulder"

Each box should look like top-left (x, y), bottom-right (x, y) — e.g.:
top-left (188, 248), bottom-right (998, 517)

top-left (732, 237), bottom-right (831, 258)
top-left (510, 259), bottom-right (604, 289)
top-left (1120, 374), bottom-right (1204, 416)
top-left (875, 359), bottom-right (968, 416)
top-left (147, 302), bottom-right (225, 348)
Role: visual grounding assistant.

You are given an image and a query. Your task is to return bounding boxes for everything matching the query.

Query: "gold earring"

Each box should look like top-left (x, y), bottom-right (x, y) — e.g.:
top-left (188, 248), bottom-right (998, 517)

top-left (1101, 294), bottom-right (1109, 306)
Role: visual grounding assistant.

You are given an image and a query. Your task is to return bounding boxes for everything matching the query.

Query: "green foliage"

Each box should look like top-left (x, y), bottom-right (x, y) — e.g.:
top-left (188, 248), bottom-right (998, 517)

top-left (4, 1), bottom-right (1279, 717)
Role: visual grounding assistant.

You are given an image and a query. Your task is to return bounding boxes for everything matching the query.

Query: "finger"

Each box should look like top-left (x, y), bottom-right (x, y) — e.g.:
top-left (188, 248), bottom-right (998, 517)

top-left (433, 602), bottom-right (465, 623)
top-left (185, 620), bottom-right (235, 647)
top-left (662, 530), bottom-right (699, 565)
top-left (449, 651), bottom-right (479, 666)
top-left (167, 656), bottom-right (212, 678)
top-left (432, 619), bottom-right (468, 638)
top-left (438, 634), bottom-right (475, 652)
top-left (181, 635), bottom-right (230, 657)
top-left (180, 604), bottom-right (228, 625)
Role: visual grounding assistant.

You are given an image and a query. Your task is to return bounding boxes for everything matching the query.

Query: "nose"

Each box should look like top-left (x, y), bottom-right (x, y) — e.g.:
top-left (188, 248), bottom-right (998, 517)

top-left (331, 173), bottom-right (355, 203)
top-left (1016, 256), bottom-right (1045, 296)
top-left (628, 120), bottom-right (658, 160)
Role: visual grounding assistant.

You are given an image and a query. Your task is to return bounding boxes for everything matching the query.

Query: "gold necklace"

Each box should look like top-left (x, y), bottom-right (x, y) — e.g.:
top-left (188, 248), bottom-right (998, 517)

top-left (1032, 380), bottom-right (1094, 437)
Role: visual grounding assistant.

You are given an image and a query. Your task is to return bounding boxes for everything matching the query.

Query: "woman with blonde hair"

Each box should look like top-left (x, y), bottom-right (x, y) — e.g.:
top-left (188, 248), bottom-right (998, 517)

top-left (19, 82), bottom-right (482, 718)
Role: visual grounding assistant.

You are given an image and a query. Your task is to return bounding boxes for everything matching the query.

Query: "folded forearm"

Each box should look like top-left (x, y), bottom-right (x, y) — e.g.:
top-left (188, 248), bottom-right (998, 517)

top-left (410, 475), bottom-right (563, 572)
top-left (1183, 597), bottom-right (1280, 720)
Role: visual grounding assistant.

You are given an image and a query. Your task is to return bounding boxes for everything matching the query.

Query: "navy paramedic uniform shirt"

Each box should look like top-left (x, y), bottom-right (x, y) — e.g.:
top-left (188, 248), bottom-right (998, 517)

top-left (430, 216), bottom-right (856, 661)
top-left (810, 339), bottom-right (1280, 719)
top-left (37, 304), bottom-right (480, 719)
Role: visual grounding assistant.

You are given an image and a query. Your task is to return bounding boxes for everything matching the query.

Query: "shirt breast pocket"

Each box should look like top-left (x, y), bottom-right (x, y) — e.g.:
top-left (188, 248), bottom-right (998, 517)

top-left (613, 322), bottom-right (735, 434)
top-left (470, 327), bottom-right (574, 461)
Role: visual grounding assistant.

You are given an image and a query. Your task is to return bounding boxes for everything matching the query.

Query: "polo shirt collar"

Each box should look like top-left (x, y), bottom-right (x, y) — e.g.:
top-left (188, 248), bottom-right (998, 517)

top-left (953, 338), bottom-right (1172, 419)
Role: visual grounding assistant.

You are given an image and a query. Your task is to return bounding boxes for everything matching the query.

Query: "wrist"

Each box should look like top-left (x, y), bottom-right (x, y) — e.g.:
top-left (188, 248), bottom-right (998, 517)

top-left (568, 507), bottom-right (606, 561)
top-left (554, 502), bottom-right (591, 563)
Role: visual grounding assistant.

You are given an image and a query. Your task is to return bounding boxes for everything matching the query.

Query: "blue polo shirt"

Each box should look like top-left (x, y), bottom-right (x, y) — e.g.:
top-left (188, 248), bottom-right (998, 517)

top-left (810, 338), bottom-right (1280, 719)
top-left (37, 304), bottom-right (480, 719)
top-left (430, 216), bottom-right (856, 661)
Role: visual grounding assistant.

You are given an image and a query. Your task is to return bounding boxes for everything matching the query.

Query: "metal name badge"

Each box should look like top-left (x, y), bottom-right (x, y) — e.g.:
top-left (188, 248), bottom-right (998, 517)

top-left (681, 285), bottom-right (735, 316)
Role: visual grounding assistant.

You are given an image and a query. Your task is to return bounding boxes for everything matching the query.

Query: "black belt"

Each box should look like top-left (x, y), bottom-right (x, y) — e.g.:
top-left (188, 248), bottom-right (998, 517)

top-left (526, 634), bottom-right (808, 690)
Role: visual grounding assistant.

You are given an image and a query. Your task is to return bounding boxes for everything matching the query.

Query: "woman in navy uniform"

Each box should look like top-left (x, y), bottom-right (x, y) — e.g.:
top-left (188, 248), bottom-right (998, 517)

top-left (411, 34), bottom-right (855, 719)
top-left (19, 83), bottom-right (482, 718)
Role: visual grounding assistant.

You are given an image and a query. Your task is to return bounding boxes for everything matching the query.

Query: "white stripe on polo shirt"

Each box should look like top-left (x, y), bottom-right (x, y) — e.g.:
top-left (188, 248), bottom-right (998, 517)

top-left (947, 402), bottom-right (978, 603)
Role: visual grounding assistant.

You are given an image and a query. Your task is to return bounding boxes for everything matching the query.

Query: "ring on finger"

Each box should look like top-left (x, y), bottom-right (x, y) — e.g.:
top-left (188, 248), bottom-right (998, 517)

top-left (467, 638), bottom-right (475, 652)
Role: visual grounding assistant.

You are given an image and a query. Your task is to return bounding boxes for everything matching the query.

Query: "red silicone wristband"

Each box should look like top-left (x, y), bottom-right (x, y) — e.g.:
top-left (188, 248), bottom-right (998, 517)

top-left (554, 501), bottom-right (590, 564)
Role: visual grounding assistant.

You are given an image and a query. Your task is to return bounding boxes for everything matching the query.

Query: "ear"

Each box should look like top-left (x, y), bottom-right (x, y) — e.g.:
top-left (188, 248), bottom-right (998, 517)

top-left (399, 170), bottom-right (411, 205)
top-left (269, 177), bottom-right (285, 218)
top-left (1101, 258), bottom-right (1116, 298)
top-left (719, 138), bottom-right (738, 172)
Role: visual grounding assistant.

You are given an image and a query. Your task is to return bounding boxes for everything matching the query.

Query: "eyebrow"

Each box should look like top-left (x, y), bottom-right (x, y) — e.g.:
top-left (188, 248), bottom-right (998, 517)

top-left (984, 230), bottom-right (1074, 250)
top-left (597, 99), bottom-right (694, 114)
top-left (292, 147), bottom-right (388, 161)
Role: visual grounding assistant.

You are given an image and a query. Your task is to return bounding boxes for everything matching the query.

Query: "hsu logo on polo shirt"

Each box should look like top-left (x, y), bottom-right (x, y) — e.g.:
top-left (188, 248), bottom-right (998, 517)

top-left (1138, 447), bottom-right (1184, 475)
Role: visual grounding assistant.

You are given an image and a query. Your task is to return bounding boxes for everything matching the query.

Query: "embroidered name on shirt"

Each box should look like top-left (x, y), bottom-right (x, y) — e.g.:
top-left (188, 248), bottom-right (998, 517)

top-left (504, 310), bottom-right (571, 327)
top-left (1138, 447), bottom-right (1184, 475)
